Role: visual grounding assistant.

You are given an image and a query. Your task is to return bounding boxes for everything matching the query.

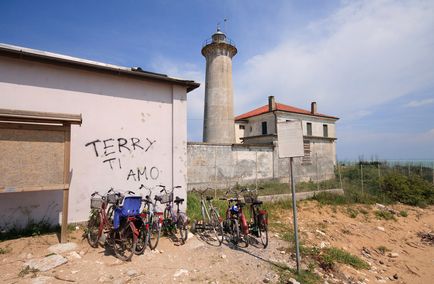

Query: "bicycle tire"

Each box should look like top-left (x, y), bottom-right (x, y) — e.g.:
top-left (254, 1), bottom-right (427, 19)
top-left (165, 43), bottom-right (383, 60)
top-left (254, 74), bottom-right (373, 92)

top-left (210, 209), bottom-right (224, 245)
top-left (178, 213), bottom-right (188, 244)
top-left (87, 209), bottom-right (101, 248)
top-left (133, 223), bottom-right (148, 255)
top-left (113, 221), bottom-right (136, 261)
top-left (148, 215), bottom-right (161, 250)
top-left (231, 219), bottom-right (240, 247)
top-left (163, 207), bottom-right (174, 235)
top-left (259, 224), bottom-right (268, 249)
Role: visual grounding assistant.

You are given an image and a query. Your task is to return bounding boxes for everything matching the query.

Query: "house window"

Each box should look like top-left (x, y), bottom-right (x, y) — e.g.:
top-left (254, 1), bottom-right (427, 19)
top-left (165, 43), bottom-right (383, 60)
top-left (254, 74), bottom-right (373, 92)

top-left (261, 122), bottom-right (267, 135)
top-left (306, 122), bottom-right (312, 136)
top-left (323, 124), bottom-right (328, 137)
top-left (302, 140), bottom-right (311, 164)
top-left (239, 125), bottom-right (245, 130)
top-left (250, 126), bottom-right (253, 133)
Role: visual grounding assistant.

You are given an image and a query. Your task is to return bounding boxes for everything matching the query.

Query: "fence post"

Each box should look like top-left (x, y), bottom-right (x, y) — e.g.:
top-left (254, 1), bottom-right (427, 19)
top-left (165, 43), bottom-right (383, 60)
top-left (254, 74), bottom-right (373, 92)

top-left (360, 163), bottom-right (364, 195)
top-left (337, 161), bottom-right (343, 190)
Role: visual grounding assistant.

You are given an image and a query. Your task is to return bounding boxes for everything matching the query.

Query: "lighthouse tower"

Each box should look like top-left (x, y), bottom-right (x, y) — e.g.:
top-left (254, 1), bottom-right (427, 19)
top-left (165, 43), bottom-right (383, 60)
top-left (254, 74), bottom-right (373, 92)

top-left (201, 28), bottom-right (237, 143)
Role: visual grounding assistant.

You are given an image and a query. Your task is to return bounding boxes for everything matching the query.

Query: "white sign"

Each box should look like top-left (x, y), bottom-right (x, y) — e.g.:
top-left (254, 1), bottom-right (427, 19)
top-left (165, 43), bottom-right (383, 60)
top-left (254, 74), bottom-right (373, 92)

top-left (277, 120), bottom-right (304, 158)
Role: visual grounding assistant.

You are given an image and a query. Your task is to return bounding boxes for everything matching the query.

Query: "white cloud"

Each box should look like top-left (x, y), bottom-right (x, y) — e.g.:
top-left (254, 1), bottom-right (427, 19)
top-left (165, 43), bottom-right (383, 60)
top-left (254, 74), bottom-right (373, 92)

top-left (405, 98), bottom-right (434, 107)
top-left (234, 0), bottom-right (434, 118)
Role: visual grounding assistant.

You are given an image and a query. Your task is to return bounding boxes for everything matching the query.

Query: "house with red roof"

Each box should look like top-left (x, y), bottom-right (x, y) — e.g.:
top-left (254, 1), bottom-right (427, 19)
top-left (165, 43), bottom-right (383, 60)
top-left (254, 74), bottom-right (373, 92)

top-left (235, 96), bottom-right (339, 165)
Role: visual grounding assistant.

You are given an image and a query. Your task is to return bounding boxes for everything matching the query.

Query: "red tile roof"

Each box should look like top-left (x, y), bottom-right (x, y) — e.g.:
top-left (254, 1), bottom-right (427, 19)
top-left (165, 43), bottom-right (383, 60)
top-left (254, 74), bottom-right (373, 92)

top-left (235, 103), bottom-right (338, 120)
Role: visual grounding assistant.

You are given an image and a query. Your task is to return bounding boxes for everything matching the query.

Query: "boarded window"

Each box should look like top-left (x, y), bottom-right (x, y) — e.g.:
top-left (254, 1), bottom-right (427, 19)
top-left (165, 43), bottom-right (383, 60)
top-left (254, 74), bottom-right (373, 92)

top-left (307, 122), bottom-right (312, 136)
top-left (323, 124), bottom-right (328, 137)
top-left (302, 140), bottom-right (311, 164)
top-left (262, 122), bottom-right (267, 135)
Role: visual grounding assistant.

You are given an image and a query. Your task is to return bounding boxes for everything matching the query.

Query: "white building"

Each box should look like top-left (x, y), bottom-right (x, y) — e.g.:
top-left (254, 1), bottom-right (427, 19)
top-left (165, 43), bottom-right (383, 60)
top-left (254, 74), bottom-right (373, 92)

top-left (0, 43), bottom-right (199, 228)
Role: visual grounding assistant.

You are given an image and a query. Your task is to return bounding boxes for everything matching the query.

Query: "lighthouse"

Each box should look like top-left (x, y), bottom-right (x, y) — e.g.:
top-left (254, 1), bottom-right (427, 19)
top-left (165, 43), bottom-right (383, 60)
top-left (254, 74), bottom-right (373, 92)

top-left (201, 28), bottom-right (237, 143)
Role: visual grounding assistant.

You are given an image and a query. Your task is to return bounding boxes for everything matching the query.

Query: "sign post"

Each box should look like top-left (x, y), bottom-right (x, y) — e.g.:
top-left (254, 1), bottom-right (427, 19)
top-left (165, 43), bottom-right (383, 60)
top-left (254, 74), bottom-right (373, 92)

top-left (277, 120), bottom-right (304, 274)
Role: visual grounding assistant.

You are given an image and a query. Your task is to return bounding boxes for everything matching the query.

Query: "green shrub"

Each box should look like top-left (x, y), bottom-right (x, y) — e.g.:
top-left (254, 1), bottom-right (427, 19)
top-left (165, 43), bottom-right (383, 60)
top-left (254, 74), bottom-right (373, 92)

top-left (346, 208), bottom-right (359, 218)
top-left (380, 173), bottom-right (434, 207)
top-left (399, 210), bottom-right (408, 217)
top-left (321, 247), bottom-right (370, 270)
top-left (375, 210), bottom-right (396, 221)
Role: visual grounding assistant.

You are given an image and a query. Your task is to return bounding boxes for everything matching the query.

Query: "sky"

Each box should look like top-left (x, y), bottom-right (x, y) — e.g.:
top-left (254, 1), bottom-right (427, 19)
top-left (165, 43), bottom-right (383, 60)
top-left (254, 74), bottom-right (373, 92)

top-left (1, 0), bottom-right (433, 160)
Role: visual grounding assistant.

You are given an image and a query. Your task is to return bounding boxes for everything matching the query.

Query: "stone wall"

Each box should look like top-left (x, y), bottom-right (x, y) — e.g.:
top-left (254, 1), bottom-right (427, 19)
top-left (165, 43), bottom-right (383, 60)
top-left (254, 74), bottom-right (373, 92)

top-left (187, 140), bottom-right (336, 190)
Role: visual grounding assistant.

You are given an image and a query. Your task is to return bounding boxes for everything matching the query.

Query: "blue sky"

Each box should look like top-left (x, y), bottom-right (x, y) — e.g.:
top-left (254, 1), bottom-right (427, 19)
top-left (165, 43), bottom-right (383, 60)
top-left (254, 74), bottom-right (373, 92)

top-left (1, 0), bottom-right (433, 160)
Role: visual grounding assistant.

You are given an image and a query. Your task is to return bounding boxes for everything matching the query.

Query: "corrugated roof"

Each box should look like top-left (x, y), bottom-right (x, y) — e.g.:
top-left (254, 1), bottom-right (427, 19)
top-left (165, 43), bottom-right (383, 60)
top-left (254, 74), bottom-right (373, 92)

top-left (235, 102), bottom-right (338, 120)
top-left (0, 43), bottom-right (200, 92)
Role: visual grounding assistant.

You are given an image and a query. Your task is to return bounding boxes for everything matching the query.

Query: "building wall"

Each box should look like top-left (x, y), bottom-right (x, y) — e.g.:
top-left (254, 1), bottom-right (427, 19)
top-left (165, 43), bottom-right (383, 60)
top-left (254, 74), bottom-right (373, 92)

top-left (187, 141), bottom-right (336, 190)
top-left (0, 56), bottom-right (188, 228)
top-left (187, 143), bottom-right (274, 190)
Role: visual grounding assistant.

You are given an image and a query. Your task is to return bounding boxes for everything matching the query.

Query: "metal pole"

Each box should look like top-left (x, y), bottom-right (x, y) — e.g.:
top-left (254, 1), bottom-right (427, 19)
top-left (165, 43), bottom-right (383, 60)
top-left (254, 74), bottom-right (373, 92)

top-left (337, 161), bottom-right (343, 190)
top-left (290, 157), bottom-right (301, 274)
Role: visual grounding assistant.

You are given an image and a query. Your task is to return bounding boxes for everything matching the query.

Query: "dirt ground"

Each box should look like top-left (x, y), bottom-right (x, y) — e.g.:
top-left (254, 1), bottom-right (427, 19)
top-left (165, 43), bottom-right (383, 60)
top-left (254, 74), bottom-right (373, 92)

top-left (0, 201), bottom-right (433, 284)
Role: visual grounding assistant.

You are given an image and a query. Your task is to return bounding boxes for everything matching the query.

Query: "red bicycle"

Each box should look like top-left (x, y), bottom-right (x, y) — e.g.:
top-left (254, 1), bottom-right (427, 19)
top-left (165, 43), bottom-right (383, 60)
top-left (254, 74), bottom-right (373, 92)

top-left (87, 188), bottom-right (141, 261)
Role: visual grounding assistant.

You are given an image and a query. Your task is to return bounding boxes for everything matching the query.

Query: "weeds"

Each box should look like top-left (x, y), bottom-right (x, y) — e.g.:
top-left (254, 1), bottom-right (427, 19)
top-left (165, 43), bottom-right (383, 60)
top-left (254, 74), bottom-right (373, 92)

top-left (399, 210), bottom-right (408, 217)
top-left (1, 220), bottom-right (59, 242)
top-left (346, 208), bottom-right (359, 218)
top-left (18, 266), bottom-right (39, 278)
top-left (375, 210), bottom-right (396, 221)
top-left (377, 245), bottom-right (390, 255)
top-left (321, 247), bottom-right (370, 270)
top-left (272, 261), bottom-right (321, 284)
top-left (0, 247), bottom-right (12, 254)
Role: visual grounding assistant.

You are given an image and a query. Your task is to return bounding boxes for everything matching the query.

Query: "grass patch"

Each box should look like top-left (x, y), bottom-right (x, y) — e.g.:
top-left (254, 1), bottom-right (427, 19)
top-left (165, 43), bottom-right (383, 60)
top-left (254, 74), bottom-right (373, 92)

top-left (399, 210), bottom-right (408, 217)
top-left (272, 262), bottom-right (321, 284)
top-left (375, 210), bottom-right (396, 221)
top-left (346, 208), bottom-right (359, 218)
top-left (0, 247), bottom-right (12, 254)
top-left (321, 247), bottom-right (370, 270)
top-left (377, 245), bottom-right (390, 255)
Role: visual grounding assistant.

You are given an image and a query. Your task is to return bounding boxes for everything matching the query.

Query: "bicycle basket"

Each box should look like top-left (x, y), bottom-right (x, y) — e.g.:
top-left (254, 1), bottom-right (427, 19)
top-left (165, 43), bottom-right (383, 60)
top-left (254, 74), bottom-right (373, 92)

top-left (90, 197), bottom-right (103, 209)
top-left (107, 193), bottom-right (121, 204)
top-left (243, 194), bottom-right (258, 204)
top-left (159, 192), bottom-right (173, 204)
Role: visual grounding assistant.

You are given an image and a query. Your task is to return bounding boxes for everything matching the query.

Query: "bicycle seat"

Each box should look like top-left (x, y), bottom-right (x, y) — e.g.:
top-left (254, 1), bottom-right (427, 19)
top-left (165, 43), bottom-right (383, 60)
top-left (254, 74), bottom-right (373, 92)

top-left (253, 200), bottom-right (263, 205)
top-left (174, 196), bottom-right (184, 204)
top-left (206, 196), bottom-right (213, 201)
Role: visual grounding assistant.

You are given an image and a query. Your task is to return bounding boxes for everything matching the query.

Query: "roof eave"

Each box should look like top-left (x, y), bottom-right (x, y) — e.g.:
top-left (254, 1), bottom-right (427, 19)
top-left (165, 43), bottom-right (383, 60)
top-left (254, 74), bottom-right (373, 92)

top-left (0, 43), bottom-right (200, 93)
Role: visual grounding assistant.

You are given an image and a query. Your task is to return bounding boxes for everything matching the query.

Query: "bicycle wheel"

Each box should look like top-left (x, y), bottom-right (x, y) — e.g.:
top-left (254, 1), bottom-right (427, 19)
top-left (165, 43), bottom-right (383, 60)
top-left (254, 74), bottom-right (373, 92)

top-left (113, 221), bottom-right (136, 261)
top-left (148, 215), bottom-right (161, 250)
top-left (210, 209), bottom-right (224, 245)
top-left (163, 207), bottom-right (173, 235)
top-left (230, 219), bottom-right (240, 247)
top-left (134, 222), bottom-right (148, 255)
top-left (178, 213), bottom-right (188, 244)
top-left (259, 224), bottom-right (268, 248)
top-left (87, 209), bottom-right (101, 248)
top-left (258, 212), bottom-right (268, 248)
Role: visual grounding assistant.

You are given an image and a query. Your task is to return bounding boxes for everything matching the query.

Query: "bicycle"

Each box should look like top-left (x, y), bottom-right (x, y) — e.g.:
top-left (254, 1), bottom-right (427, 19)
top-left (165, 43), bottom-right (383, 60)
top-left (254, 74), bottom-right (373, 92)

top-left (242, 187), bottom-right (269, 248)
top-left (191, 188), bottom-right (224, 246)
top-left (221, 188), bottom-right (249, 248)
top-left (87, 188), bottom-right (141, 261)
top-left (134, 185), bottom-right (163, 254)
top-left (159, 185), bottom-right (188, 244)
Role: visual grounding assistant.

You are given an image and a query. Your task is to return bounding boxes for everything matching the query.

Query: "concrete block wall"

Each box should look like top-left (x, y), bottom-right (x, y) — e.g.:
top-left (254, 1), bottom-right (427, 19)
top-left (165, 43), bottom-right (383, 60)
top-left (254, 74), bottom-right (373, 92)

top-left (187, 140), bottom-right (336, 190)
